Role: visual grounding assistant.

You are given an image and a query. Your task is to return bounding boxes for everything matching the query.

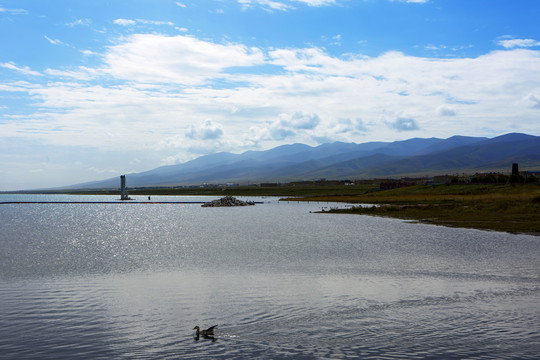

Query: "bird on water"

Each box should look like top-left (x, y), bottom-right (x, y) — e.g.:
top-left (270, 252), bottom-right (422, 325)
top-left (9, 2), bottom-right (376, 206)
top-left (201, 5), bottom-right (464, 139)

top-left (193, 325), bottom-right (218, 340)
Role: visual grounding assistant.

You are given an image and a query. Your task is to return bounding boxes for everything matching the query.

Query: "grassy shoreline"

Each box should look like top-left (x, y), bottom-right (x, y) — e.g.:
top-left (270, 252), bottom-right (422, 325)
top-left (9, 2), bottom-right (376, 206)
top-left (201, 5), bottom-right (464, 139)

top-left (282, 184), bottom-right (540, 235)
top-left (5, 183), bottom-right (540, 235)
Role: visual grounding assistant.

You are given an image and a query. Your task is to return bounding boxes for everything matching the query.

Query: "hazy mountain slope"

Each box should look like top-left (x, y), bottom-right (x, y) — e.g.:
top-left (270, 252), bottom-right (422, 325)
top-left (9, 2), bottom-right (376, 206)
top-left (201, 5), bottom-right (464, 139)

top-left (64, 133), bottom-right (540, 189)
top-left (290, 154), bottom-right (405, 180)
top-left (413, 135), bottom-right (487, 155)
top-left (477, 132), bottom-right (536, 145)
top-left (366, 137), bottom-right (442, 156)
top-left (353, 134), bottom-right (540, 177)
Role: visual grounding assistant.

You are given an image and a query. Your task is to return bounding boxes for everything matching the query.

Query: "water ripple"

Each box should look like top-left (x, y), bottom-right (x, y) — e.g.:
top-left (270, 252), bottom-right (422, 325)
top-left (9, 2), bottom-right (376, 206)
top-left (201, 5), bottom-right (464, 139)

top-left (1, 198), bottom-right (540, 359)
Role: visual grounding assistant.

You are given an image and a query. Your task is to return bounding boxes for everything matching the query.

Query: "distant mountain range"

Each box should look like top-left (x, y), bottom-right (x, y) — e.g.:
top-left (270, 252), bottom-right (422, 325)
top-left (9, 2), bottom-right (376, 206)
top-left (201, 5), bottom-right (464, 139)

top-left (67, 132), bottom-right (540, 189)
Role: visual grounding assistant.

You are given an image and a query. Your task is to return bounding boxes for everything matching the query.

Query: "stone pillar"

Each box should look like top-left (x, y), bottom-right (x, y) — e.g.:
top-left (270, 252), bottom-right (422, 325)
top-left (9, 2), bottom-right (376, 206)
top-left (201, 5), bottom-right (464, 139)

top-left (512, 163), bottom-right (519, 176)
top-left (120, 175), bottom-right (127, 200)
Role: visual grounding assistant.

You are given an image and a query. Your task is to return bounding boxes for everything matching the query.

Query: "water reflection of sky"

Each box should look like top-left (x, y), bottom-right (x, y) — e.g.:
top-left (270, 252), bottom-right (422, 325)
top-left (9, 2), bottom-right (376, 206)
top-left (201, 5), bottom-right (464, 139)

top-left (1, 195), bottom-right (539, 359)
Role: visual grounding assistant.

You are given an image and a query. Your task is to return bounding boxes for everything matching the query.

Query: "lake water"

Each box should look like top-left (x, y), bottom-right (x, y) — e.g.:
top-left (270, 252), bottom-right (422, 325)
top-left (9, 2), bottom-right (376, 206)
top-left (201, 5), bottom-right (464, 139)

top-left (1, 194), bottom-right (539, 359)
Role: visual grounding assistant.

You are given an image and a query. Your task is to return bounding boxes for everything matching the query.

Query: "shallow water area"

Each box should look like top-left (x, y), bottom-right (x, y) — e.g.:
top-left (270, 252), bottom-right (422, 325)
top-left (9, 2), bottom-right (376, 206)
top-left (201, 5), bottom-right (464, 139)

top-left (1, 194), bottom-right (539, 359)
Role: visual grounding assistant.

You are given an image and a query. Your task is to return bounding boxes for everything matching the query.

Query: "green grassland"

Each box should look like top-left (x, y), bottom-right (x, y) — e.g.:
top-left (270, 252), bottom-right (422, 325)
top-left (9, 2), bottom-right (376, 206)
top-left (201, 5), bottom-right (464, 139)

top-left (285, 184), bottom-right (540, 235)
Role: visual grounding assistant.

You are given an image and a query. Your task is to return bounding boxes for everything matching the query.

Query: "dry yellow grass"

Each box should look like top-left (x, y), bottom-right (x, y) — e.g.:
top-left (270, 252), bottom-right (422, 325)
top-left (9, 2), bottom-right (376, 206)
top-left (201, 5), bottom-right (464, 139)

top-left (285, 184), bottom-right (540, 235)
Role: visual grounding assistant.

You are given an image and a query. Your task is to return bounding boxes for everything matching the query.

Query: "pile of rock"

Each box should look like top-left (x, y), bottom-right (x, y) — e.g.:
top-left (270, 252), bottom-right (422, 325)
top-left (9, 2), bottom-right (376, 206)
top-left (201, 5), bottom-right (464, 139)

top-left (201, 196), bottom-right (255, 207)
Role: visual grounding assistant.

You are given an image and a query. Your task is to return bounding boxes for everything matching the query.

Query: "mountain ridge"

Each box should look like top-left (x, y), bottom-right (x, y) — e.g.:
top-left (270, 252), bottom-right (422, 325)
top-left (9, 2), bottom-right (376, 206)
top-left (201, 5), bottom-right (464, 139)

top-left (63, 133), bottom-right (539, 189)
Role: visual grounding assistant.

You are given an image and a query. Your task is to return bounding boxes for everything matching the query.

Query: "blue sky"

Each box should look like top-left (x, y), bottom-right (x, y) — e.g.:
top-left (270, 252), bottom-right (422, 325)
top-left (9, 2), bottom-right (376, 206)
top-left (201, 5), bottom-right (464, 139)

top-left (1, 0), bottom-right (540, 190)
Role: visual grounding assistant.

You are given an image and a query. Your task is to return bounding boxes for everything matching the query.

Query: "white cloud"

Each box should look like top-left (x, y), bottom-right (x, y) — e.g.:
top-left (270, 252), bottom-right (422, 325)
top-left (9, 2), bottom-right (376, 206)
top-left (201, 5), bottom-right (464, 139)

top-left (81, 50), bottom-right (97, 56)
top-left (437, 106), bottom-right (456, 116)
top-left (44, 35), bottom-right (65, 46)
top-left (238, 0), bottom-right (424, 12)
top-left (114, 18), bottom-right (176, 27)
top-left (161, 152), bottom-right (194, 166)
top-left (137, 19), bottom-right (174, 26)
top-left (113, 19), bottom-right (136, 26)
top-left (87, 166), bottom-right (118, 174)
top-left (66, 19), bottom-right (91, 27)
top-left (176, 2), bottom-right (187, 8)
top-left (387, 117), bottom-right (419, 131)
top-left (526, 94), bottom-right (540, 109)
top-left (0, 62), bottom-right (41, 76)
top-left (44, 68), bottom-right (95, 80)
top-left (238, 0), bottom-right (294, 12)
top-left (238, 0), bottom-right (336, 10)
top-left (333, 118), bottom-right (367, 133)
top-left (296, 0), bottom-right (336, 5)
top-left (268, 125), bottom-right (296, 140)
top-left (244, 111), bottom-right (321, 146)
top-left (497, 38), bottom-right (540, 49)
top-left (102, 34), bottom-right (265, 84)
top-left (2, 33), bottom-right (540, 164)
top-left (0, 7), bottom-right (27, 14)
top-left (249, 112), bottom-right (321, 142)
top-left (280, 112), bottom-right (320, 130)
top-left (186, 120), bottom-right (224, 140)
top-left (322, 34), bottom-right (342, 46)
top-left (425, 44), bottom-right (473, 53)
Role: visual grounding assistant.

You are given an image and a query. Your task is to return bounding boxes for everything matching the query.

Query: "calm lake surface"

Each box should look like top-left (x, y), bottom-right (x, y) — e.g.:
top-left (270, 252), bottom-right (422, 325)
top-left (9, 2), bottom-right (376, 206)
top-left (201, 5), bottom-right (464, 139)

top-left (1, 194), bottom-right (539, 359)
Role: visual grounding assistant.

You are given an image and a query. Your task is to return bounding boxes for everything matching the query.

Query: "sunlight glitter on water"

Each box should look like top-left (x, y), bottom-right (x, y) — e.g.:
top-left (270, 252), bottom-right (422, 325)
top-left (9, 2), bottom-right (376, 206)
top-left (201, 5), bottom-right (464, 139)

top-left (1, 195), bottom-right (539, 359)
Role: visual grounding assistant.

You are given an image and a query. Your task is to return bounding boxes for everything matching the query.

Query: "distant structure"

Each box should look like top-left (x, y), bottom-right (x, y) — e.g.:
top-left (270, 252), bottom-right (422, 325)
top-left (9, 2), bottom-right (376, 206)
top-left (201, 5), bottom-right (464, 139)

top-left (512, 163), bottom-right (519, 176)
top-left (120, 175), bottom-right (132, 200)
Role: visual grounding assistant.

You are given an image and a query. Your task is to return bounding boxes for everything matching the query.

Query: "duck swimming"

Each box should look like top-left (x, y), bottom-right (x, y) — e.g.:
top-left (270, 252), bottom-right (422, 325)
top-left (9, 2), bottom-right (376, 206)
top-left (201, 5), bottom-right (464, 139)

top-left (193, 325), bottom-right (218, 339)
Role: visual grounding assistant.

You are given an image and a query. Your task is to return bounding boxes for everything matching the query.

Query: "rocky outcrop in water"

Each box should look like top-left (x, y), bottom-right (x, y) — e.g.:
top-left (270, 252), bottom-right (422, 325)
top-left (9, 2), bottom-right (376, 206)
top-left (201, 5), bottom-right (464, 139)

top-left (201, 196), bottom-right (255, 207)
